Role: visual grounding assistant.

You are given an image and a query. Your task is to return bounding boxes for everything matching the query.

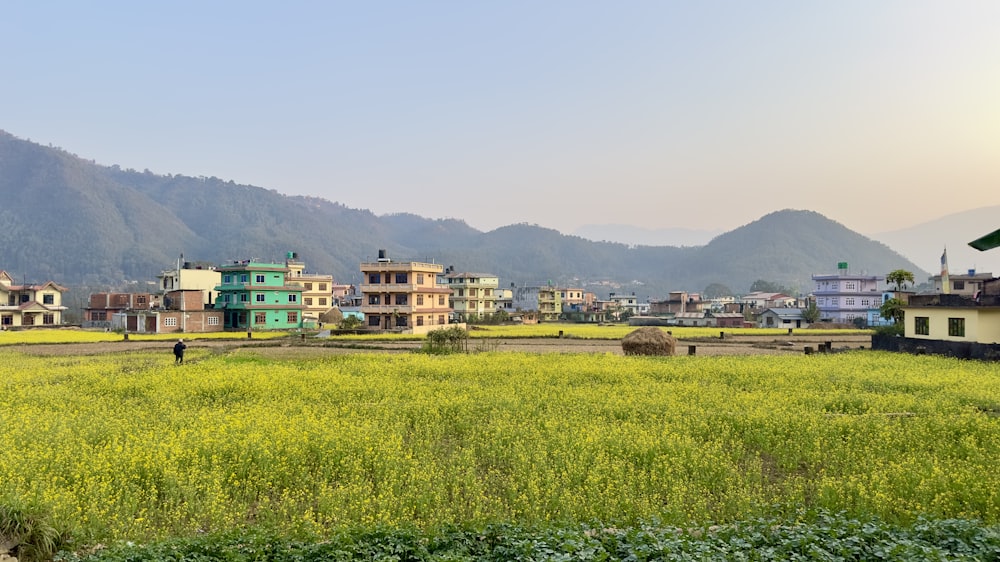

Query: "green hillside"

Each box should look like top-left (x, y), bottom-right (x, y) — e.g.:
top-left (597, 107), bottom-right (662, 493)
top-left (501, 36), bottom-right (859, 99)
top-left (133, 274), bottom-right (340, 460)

top-left (0, 130), bottom-right (927, 296)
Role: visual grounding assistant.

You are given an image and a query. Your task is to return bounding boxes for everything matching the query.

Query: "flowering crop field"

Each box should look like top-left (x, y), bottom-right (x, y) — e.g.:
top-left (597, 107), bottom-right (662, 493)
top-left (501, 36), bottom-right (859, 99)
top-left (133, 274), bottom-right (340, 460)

top-left (0, 329), bottom-right (290, 346)
top-left (2, 349), bottom-right (998, 550)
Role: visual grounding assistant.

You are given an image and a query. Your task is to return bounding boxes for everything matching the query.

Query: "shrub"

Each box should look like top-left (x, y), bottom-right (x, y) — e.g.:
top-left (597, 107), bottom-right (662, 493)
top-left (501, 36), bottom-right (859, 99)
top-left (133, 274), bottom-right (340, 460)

top-left (420, 326), bottom-right (468, 354)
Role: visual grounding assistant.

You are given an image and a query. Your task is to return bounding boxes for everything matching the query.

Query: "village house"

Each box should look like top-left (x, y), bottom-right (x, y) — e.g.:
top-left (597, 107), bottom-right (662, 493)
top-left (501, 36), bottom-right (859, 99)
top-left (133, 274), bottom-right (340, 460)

top-left (284, 252), bottom-right (334, 325)
top-left (0, 270), bottom-right (68, 328)
top-left (214, 260), bottom-right (305, 330)
top-left (359, 250), bottom-right (454, 334)
top-left (83, 292), bottom-right (153, 329)
top-left (812, 262), bottom-right (884, 325)
top-left (111, 289), bottom-right (223, 334)
top-left (902, 277), bottom-right (1000, 345)
top-left (442, 268), bottom-right (499, 321)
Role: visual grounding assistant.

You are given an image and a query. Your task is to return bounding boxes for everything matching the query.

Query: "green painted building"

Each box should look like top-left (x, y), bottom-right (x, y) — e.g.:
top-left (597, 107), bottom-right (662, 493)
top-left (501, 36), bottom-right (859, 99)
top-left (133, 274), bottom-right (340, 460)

top-left (214, 261), bottom-right (304, 330)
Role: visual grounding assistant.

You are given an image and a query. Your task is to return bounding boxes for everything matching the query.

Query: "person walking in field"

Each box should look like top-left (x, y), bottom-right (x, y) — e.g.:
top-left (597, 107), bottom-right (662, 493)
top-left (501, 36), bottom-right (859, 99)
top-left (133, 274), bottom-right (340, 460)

top-left (173, 338), bottom-right (186, 364)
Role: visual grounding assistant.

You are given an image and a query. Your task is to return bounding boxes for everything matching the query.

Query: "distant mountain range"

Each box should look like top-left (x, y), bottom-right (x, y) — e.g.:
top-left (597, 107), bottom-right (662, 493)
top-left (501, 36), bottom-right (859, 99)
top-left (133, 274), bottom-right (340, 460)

top-left (0, 129), bottom-right (930, 298)
top-left (871, 207), bottom-right (1000, 280)
top-left (572, 224), bottom-right (723, 247)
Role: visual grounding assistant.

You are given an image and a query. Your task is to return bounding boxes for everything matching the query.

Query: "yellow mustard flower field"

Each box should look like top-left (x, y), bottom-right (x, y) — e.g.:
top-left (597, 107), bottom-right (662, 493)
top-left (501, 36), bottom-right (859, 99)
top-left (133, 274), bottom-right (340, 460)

top-left (2, 348), bottom-right (998, 545)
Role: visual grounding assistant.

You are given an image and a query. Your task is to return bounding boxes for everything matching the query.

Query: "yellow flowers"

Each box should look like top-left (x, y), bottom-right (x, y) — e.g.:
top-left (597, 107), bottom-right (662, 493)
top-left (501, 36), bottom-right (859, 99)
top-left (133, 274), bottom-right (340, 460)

top-left (0, 329), bottom-right (291, 346)
top-left (0, 349), bottom-right (998, 543)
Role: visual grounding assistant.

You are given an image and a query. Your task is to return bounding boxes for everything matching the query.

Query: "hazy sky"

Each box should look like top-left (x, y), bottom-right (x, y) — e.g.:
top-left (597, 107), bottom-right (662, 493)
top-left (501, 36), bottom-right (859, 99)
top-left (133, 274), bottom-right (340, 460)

top-left (2, 1), bottom-right (998, 236)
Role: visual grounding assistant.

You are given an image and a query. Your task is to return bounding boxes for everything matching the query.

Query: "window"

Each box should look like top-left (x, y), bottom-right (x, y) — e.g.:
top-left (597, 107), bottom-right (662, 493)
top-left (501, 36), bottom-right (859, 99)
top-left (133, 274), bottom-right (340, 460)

top-left (457, 289), bottom-right (464, 297)
top-left (438, 295), bottom-right (445, 306)
top-left (2, 315), bottom-right (13, 326)
top-left (305, 297), bottom-right (313, 305)
top-left (305, 283), bottom-right (313, 290)
top-left (223, 274), bottom-right (232, 284)
top-left (395, 273), bottom-right (408, 284)
top-left (954, 281), bottom-right (965, 290)
top-left (223, 294), bottom-right (232, 303)
top-left (240, 274), bottom-right (249, 283)
top-left (255, 312), bottom-right (267, 324)
top-left (438, 315), bottom-right (445, 325)
top-left (369, 315), bottom-right (381, 327)
top-left (319, 298), bottom-right (327, 306)
top-left (43, 294), bottom-right (55, 305)
top-left (287, 312), bottom-right (298, 324)
top-left (164, 317), bottom-right (178, 326)
top-left (20, 294), bottom-right (29, 303)
top-left (915, 317), bottom-right (929, 335)
top-left (256, 274), bottom-right (265, 283)
top-left (319, 283), bottom-right (327, 291)
top-left (23, 315), bottom-right (34, 326)
top-left (207, 316), bottom-right (220, 325)
top-left (417, 294), bottom-right (424, 306)
top-left (395, 294), bottom-right (408, 305)
top-left (369, 273), bottom-right (381, 284)
top-left (288, 294), bottom-right (298, 303)
top-left (416, 316), bottom-right (424, 326)
top-left (395, 315), bottom-right (407, 327)
top-left (948, 317), bottom-right (965, 337)
top-left (417, 274), bottom-right (424, 284)
top-left (845, 298), bottom-right (855, 306)
top-left (256, 294), bottom-right (265, 302)
top-left (92, 311), bottom-right (107, 321)
top-left (136, 295), bottom-right (146, 304)
top-left (42, 314), bottom-right (54, 324)
top-left (240, 293), bottom-right (249, 302)
top-left (369, 295), bottom-right (380, 305)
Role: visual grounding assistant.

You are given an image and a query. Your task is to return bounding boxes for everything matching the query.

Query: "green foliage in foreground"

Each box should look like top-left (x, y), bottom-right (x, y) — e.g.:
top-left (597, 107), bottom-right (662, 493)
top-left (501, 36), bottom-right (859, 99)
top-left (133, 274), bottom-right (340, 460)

top-left (57, 513), bottom-right (1000, 562)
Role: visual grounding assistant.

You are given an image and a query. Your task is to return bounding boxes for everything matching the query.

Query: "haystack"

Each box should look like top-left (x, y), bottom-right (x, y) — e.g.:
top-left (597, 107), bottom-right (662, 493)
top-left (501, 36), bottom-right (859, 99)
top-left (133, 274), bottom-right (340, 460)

top-left (621, 327), bottom-right (676, 356)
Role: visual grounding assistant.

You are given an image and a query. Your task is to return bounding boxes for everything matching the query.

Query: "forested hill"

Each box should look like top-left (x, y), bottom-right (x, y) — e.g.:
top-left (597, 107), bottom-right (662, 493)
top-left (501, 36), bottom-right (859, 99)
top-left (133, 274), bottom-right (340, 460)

top-left (0, 130), bottom-right (926, 296)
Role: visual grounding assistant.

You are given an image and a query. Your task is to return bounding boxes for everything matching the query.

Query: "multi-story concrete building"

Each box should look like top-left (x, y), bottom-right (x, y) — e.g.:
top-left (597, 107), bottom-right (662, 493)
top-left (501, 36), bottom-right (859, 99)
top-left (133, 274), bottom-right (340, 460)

top-left (284, 252), bottom-right (334, 324)
top-left (83, 292), bottom-right (153, 329)
top-left (214, 260), bottom-right (304, 330)
top-left (812, 262), bottom-right (885, 325)
top-left (537, 286), bottom-right (562, 322)
top-left (111, 289), bottom-right (224, 334)
top-left (359, 251), bottom-right (453, 334)
top-left (607, 292), bottom-right (641, 318)
top-left (157, 257), bottom-right (221, 306)
top-left (0, 270), bottom-right (67, 328)
top-left (929, 269), bottom-right (993, 297)
top-left (443, 269), bottom-right (499, 321)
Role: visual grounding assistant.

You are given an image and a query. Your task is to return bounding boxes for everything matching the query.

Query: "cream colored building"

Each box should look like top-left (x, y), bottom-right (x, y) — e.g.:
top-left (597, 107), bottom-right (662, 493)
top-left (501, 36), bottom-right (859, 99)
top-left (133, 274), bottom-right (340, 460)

top-left (0, 270), bottom-right (68, 328)
top-left (285, 253), bottom-right (334, 324)
top-left (157, 258), bottom-right (222, 306)
top-left (930, 270), bottom-right (993, 297)
top-left (360, 251), bottom-right (454, 334)
top-left (443, 270), bottom-right (499, 321)
top-left (904, 293), bottom-right (1000, 344)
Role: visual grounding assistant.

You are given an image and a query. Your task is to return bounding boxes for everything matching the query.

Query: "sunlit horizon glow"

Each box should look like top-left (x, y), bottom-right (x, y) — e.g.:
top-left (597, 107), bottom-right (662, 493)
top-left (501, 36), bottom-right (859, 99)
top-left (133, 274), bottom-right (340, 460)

top-left (1, 1), bottom-right (998, 237)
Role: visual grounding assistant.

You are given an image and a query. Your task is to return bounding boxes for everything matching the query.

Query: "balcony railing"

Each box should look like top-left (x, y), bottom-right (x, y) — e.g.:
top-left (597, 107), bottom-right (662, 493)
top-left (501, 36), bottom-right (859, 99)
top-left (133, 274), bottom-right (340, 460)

top-left (361, 304), bottom-right (415, 315)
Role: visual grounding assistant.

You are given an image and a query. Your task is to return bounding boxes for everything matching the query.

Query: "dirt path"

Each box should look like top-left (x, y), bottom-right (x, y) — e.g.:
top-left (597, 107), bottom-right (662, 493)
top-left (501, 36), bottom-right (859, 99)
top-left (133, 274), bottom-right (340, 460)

top-left (9, 334), bottom-right (872, 358)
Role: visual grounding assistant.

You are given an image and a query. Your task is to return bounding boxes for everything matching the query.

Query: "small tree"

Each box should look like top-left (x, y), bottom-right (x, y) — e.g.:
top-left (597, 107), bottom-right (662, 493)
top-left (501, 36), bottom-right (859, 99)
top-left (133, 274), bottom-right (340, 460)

top-left (703, 283), bottom-right (733, 299)
top-left (886, 269), bottom-right (915, 291)
top-left (801, 301), bottom-right (821, 323)
top-left (338, 315), bottom-right (362, 330)
top-left (880, 297), bottom-right (906, 325)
